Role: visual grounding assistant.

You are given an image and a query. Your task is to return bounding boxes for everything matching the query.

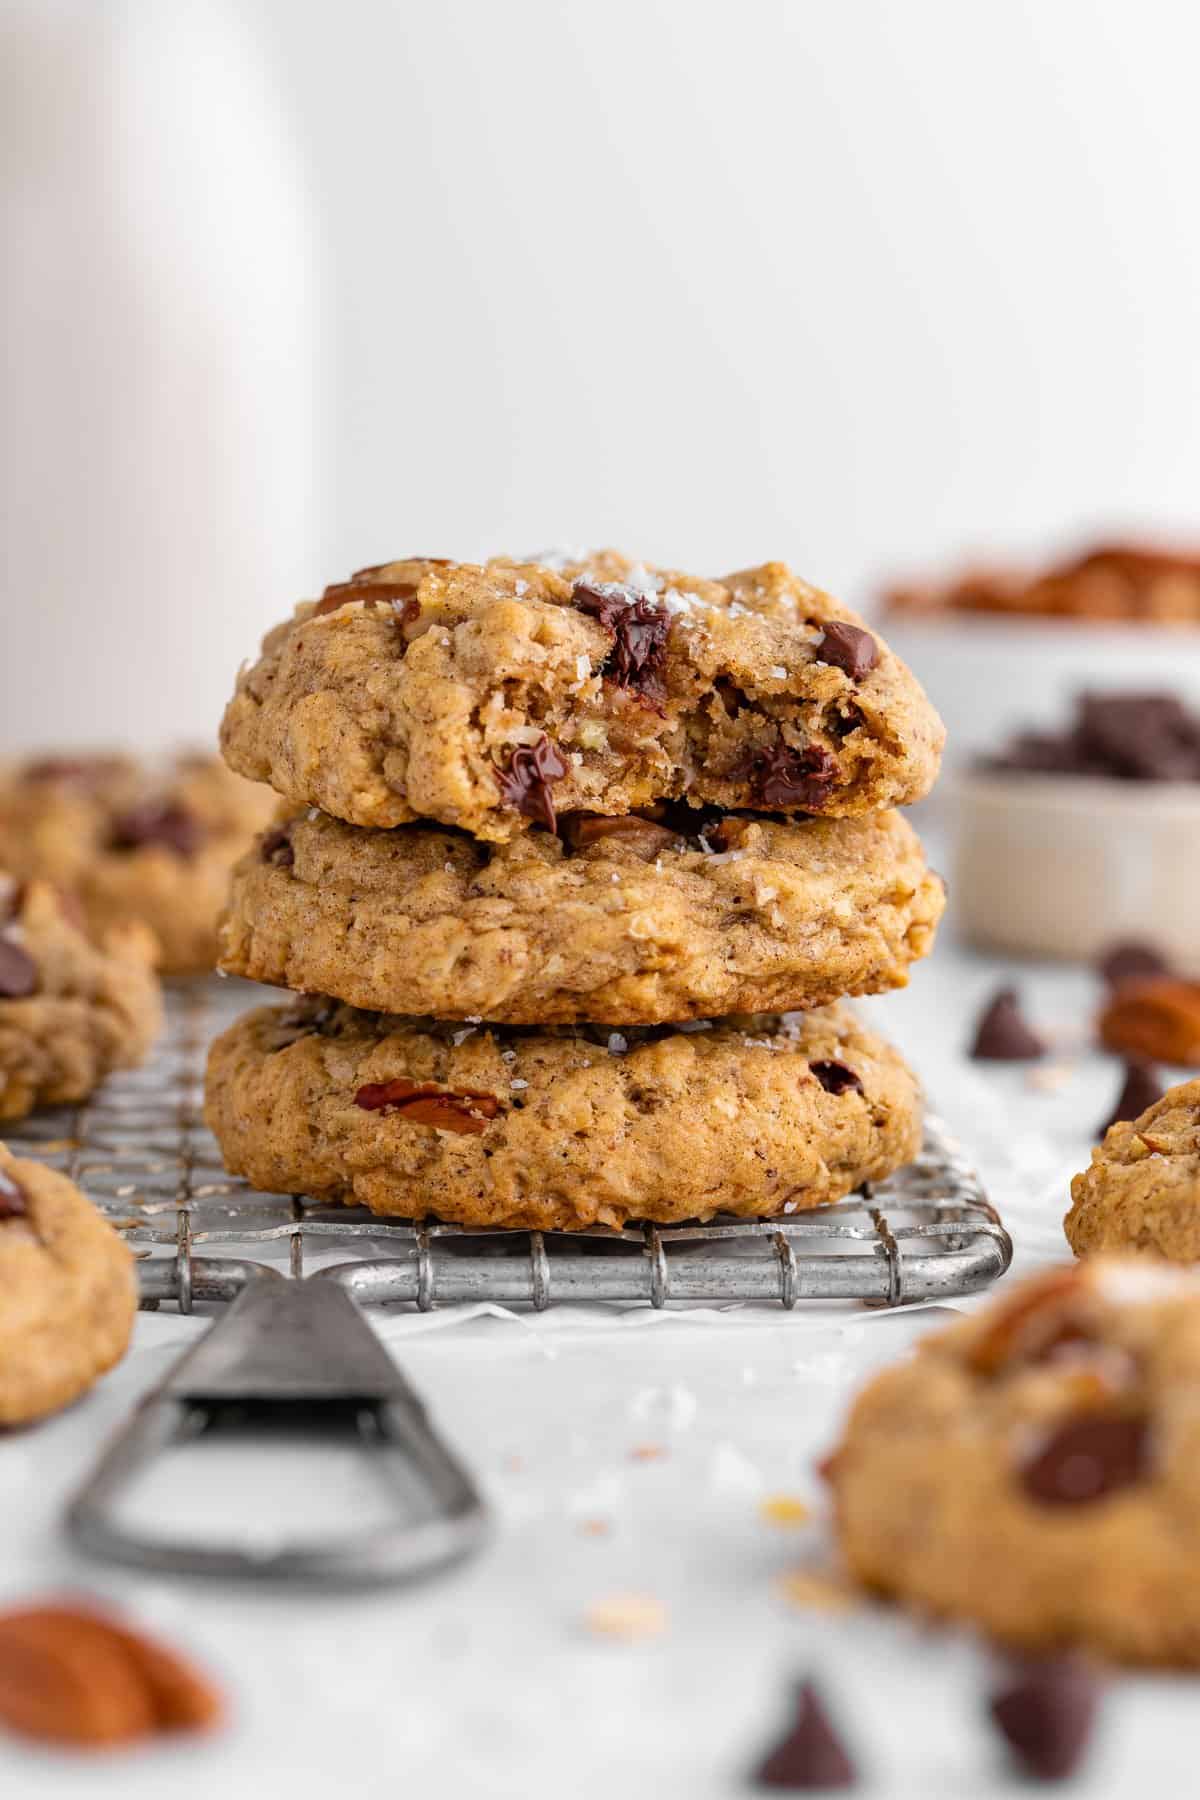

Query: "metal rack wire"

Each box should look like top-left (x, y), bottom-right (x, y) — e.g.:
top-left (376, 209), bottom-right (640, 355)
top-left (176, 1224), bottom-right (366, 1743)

top-left (8, 978), bottom-right (1011, 1313)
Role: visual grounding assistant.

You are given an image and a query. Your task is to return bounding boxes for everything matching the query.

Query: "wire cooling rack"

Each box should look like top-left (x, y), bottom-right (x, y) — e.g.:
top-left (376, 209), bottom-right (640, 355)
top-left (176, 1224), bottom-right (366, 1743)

top-left (7, 978), bottom-right (1010, 1313)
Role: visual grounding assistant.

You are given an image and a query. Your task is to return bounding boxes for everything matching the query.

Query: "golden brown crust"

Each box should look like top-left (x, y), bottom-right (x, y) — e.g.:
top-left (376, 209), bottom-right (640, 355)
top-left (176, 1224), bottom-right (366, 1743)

top-left (828, 1257), bottom-right (1200, 1665)
top-left (220, 554), bottom-right (944, 839)
top-left (0, 753), bottom-right (276, 975)
top-left (0, 1144), bottom-right (136, 1425)
top-left (0, 878), bottom-right (162, 1121)
top-left (1066, 1078), bottom-right (1200, 1259)
top-left (204, 999), bottom-right (922, 1230)
top-left (218, 808), bottom-right (944, 1024)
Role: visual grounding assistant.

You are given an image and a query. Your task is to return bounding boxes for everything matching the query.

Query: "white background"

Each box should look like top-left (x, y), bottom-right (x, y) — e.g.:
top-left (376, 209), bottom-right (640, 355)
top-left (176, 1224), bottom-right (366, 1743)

top-left (5, 0), bottom-right (1200, 748)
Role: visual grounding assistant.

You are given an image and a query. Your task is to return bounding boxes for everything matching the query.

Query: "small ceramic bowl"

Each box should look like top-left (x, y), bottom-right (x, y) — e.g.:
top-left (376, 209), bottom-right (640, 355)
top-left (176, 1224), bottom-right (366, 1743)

top-left (953, 770), bottom-right (1200, 964)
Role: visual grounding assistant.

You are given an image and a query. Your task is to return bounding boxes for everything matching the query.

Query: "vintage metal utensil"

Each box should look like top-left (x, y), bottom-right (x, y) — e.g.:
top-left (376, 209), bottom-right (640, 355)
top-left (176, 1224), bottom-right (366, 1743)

top-left (67, 1276), bottom-right (489, 1583)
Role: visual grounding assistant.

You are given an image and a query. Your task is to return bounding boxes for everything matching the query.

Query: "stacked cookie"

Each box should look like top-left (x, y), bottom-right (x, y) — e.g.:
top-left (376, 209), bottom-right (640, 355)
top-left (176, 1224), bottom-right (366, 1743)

top-left (205, 552), bottom-right (946, 1230)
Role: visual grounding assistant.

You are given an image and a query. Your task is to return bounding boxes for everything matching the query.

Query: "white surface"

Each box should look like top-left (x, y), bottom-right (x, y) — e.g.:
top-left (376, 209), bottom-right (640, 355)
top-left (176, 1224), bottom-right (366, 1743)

top-left (9, 1), bottom-right (1200, 746)
top-left (3, 924), bottom-right (1194, 1797)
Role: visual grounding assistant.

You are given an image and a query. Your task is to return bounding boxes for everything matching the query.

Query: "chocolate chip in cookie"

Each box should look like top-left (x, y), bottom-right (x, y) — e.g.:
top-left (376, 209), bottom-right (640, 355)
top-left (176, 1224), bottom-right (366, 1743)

top-left (734, 741), bottom-right (839, 810)
top-left (0, 1168), bottom-right (27, 1220)
top-left (354, 1078), bottom-right (502, 1135)
top-left (493, 735), bottom-right (568, 831)
top-left (814, 623), bottom-right (879, 680)
top-left (809, 1060), bottom-right (863, 1096)
top-left (0, 937), bottom-right (38, 999)
top-left (752, 1679), bottom-right (857, 1790)
top-left (557, 813), bottom-right (679, 859)
top-left (573, 580), bottom-right (672, 702)
top-left (1021, 1412), bottom-right (1150, 1507)
top-left (314, 578), bottom-right (419, 617)
top-left (109, 801), bottom-right (204, 859)
top-left (260, 827), bottom-right (294, 868)
top-left (989, 1657), bottom-right (1099, 1782)
top-left (1098, 1059), bottom-right (1165, 1137)
top-left (969, 988), bottom-right (1046, 1061)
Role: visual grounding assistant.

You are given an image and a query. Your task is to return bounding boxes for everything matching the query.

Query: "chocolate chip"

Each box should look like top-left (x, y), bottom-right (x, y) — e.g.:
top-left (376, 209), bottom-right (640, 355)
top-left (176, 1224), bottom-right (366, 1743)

top-left (809, 1060), bottom-right (863, 1096)
top-left (493, 734), bottom-right (568, 831)
top-left (814, 623), bottom-right (879, 680)
top-left (1021, 1412), bottom-right (1150, 1507)
top-left (573, 580), bottom-right (673, 701)
top-left (260, 827), bottom-right (294, 868)
top-left (1097, 940), bottom-right (1172, 989)
top-left (354, 1078), bottom-right (502, 1135)
top-left (969, 988), bottom-right (1046, 1060)
top-left (0, 1167), bottom-right (28, 1221)
top-left (734, 741), bottom-right (839, 810)
top-left (989, 1657), bottom-right (1099, 1782)
top-left (983, 691), bottom-right (1200, 782)
top-left (0, 938), bottom-right (38, 999)
top-left (557, 813), bottom-right (679, 859)
top-left (109, 801), bottom-right (204, 858)
top-left (1098, 1059), bottom-right (1164, 1136)
top-left (753, 1680), bottom-right (857, 1790)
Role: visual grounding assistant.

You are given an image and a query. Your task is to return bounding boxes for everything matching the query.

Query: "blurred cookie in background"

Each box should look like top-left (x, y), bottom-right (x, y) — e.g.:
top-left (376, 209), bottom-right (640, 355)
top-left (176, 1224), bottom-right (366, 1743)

top-left (0, 753), bottom-right (276, 975)
top-left (885, 541), bottom-right (1200, 625)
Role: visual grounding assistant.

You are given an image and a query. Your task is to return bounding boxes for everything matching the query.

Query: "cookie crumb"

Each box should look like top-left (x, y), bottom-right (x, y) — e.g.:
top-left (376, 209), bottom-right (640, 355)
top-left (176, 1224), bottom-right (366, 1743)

top-left (583, 1593), bottom-right (667, 1642)
top-left (777, 1567), bottom-right (858, 1614)
top-left (759, 1494), bottom-right (810, 1528)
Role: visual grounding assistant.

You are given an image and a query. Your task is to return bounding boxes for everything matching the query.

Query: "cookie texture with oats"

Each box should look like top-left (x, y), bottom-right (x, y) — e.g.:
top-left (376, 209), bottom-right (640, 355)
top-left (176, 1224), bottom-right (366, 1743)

top-left (0, 1143), bottom-right (136, 1424)
top-left (0, 877), bottom-right (161, 1121)
top-left (219, 553), bottom-right (944, 840)
top-left (1066, 1078), bottom-right (1200, 1260)
top-left (218, 807), bottom-right (944, 1025)
top-left (0, 753), bottom-right (276, 975)
top-left (204, 998), bottom-right (921, 1230)
top-left (826, 1258), bottom-right (1200, 1664)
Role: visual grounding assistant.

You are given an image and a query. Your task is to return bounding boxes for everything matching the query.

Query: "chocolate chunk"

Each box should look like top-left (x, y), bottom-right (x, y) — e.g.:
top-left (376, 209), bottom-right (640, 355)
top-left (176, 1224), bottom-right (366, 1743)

top-left (0, 938), bottom-right (38, 999)
top-left (109, 801), bottom-right (204, 858)
top-left (809, 1060), bottom-right (863, 1096)
top-left (260, 827), bottom-right (295, 868)
top-left (573, 580), bottom-right (672, 701)
top-left (753, 1680), bottom-right (857, 1790)
top-left (983, 691), bottom-right (1200, 782)
top-left (814, 623), bottom-right (879, 680)
top-left (354, 1078), bottom-right (502, 1135)
top-left (493, 735), bottom-right (568, 831)
top-left (557, 813), bottom-right (679, 859)
top-left (1021, 1412), bottom-right (1150, 1506)
top-left (1097, 940), bottom-right (1171, 989)
top-left (314, 578), bottom-right (419, 616)
top-left (1098, 1059), bottom-right (1164, 1137)
top-left (0, 1167), bottom-right (28, 1221)
top-left (735, 741), bottom-right (839, 811)
top-left (969, 988), bottom-right (1046, 1060)
top-left (989, 1657), bottom-right (1099, 1782)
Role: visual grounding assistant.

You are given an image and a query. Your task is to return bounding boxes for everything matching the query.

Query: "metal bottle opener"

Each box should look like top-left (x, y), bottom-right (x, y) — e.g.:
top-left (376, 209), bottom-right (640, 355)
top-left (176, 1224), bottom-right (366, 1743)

top-left (66, 1276), bottom-right (489, 1583)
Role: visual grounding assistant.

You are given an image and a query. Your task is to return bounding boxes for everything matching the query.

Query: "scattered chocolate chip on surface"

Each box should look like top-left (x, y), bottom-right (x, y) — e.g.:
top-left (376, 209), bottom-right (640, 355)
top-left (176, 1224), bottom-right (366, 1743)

top-left (493, 735), bottom-right (568, 831)
top-left (108, 801), bottom-right (204, 858)
top-left (982, 691), bottom-right (1200, 783)
top-left (969, 988), bottom-right (1046, 1060)
top-left (754, 1679), bottom-right (857, 1790)
top-left (1021, 1412), bottom-right (1150, 1507)
top-left (814, 623), bottom-right (879, 680)
top-left (573, 579), bottom-right (673, 700)
top-left (354, 1078), bottom-right (502, 1135)
top-left (0, 1168), bottom-right (28, 1220)
top-left (0, 937), bottom-right (38, 1000)
top-left (988, 1656), bottom-right (1099, 1782)
top-left (1097, 940), bottom-right (1172, 989)
top-left (809, 1060), bottom-right (863, 1096)
top-left (1098, 1059), bottom-right (1165, 1137)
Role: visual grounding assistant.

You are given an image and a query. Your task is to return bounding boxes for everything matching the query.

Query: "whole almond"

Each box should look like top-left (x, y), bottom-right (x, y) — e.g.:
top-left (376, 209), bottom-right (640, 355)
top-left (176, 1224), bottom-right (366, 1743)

top-left (1099, 978), bottom-right (1200, 1066)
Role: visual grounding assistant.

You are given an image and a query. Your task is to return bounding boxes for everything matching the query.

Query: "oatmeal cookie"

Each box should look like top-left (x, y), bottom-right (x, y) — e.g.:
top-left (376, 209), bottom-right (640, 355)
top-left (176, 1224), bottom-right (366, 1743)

top-left (0, 877), bottom-right (161, 1121)
top-left (220, 553), bottom-right (944, 839)
top-left (1066, 1078), bottom-right (1200, 1260)
top-left (218, 807), bottom-right (944, 1025)
top-left (0, 1143), bottom-right (136, 1425)
top-left (204, 998), bottom-right (922, 1229)
top-left (0, 752), bottom-right (276, 975)
top-left (827, 1258), bottom-right (1200, 1664)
